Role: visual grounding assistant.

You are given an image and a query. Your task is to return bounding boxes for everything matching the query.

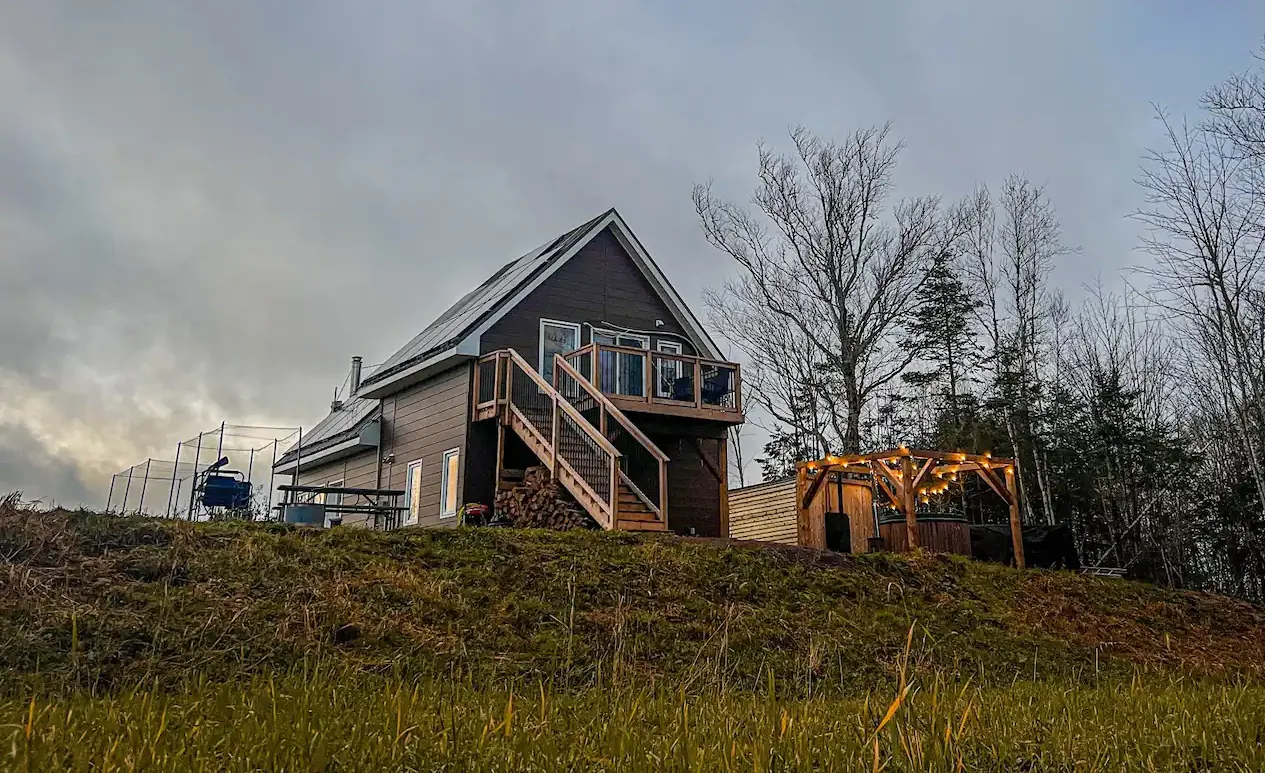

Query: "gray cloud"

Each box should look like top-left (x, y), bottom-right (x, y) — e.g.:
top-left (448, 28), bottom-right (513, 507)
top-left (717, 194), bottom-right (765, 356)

top-left (0, 423), bottom-right (92, 507)
top-left (2, 0), bottom-right (1264, 503)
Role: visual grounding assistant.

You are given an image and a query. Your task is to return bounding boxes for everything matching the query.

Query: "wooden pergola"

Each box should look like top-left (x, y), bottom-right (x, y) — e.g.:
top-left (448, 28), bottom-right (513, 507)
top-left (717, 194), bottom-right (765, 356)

top-left (796, 447), bottom-right (1025, 568)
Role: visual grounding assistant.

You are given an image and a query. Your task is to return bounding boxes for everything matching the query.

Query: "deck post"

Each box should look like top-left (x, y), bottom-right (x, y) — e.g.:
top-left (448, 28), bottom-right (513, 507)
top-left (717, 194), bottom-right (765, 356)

top-left (901, 452), bottom-right (919, 550)
top-left (1004, 465), bottom-right (1025, 569)
top-left (718, 436), bottom-right (728, 538)
top-left (693, 360), bottom-right (702, 409)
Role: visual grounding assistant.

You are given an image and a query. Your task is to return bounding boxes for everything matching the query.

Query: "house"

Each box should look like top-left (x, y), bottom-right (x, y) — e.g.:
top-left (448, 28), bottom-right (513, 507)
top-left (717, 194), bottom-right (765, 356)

top-left (273, 208), bottom-right (745, 536)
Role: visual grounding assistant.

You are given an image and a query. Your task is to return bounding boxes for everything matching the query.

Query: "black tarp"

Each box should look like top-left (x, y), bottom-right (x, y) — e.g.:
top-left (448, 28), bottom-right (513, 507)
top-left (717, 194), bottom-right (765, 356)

top-left (969, 523), bottom-right (1080, 570)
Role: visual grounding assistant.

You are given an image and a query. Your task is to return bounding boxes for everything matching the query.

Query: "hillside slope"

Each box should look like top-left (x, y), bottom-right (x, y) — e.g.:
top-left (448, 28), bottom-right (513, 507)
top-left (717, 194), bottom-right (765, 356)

top-left (3, 504), bottom-right (1263, 695)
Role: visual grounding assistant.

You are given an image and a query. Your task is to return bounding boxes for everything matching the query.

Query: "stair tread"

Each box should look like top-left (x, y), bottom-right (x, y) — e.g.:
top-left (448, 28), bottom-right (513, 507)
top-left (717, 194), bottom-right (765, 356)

top-left (617, 519), bottom-right (668, 532)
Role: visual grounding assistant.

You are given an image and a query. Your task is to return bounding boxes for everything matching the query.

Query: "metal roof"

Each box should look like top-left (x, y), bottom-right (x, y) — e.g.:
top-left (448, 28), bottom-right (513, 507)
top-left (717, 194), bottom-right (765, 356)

top-left (361, 209), bottom-right (611, 387)
top-left (276, 396), bottom-right (379, 463)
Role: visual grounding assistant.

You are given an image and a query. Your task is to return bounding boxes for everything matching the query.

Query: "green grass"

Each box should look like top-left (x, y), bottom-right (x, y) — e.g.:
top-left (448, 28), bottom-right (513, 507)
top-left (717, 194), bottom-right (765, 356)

top-left (4, 503), bottom-right (1265, 769)
top-left (6, 668), bottom-right (1265, 771)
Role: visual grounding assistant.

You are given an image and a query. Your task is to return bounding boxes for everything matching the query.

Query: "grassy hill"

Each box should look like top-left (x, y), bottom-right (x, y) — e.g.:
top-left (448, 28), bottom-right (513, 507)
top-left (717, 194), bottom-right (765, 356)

top-left (4, 500), bottom-right (1265, 770)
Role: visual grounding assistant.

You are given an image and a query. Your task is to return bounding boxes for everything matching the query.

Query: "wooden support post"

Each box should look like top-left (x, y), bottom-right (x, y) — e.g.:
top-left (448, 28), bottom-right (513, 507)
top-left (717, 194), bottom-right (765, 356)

top-left (495, 421), bottom-right (505, 488)
top-left (718, 436), bottom-right (729, 539)
top-left (795, 464), bottom-right (812, 548)
top-left (901, 452), bottom-right (919, 550)
top-left (1004, 465), bottom-right (1025, 569)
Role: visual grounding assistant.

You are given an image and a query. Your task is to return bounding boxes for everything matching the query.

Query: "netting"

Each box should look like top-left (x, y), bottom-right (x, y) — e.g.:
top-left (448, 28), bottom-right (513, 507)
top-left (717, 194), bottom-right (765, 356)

top-left (106, 424), bottom-right (300, 520)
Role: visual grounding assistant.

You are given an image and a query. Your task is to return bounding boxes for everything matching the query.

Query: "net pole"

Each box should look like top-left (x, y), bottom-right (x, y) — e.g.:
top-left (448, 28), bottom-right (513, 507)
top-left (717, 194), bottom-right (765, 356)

top-left (166, 442), bottom-right (182, 519)
top-left (106, 474), bottom-right (117, 513)
top-left (137, 459), bottom-right (151, 515)
top-left (214, 421), bottom-right (226, 464)
top-left (121, 466), bottom-right (134, 513)
top-left (266, 439), bottom-right (278, 521)
top-left (187, 432), bottom-right (204, 521)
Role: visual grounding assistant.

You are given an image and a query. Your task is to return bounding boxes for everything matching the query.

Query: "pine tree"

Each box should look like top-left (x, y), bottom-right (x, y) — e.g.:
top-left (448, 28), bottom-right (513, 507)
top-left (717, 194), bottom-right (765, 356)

top-left (903, 252), bottom-right (984, 445)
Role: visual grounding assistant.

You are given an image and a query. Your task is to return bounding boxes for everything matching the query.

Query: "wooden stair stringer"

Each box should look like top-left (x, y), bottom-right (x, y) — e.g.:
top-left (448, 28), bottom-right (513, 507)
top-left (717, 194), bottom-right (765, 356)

top-left (502, 406), bottom-right (614, 529)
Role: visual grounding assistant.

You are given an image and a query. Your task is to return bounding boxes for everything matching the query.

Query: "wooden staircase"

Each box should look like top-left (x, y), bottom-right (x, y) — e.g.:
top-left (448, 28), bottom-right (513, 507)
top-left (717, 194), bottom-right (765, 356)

top-left (616, 481), bottom-right (667, 532)
top-left (474, 348), bottom-right (671, 533)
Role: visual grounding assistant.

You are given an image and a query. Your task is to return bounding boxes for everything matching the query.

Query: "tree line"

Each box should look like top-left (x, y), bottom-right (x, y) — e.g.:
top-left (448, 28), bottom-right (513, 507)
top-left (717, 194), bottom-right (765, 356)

top-left (699, 43), bottom-right (1265, 601)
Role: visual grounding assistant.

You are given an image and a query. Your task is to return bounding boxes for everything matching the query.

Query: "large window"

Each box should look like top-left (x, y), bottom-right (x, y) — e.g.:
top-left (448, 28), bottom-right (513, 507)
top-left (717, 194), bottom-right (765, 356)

top-left (539, 319), bottom-right (581, 376)
top-left (593, 329), bottom-right (650, 396)
top-left (440, 448), bottom-right (460, 518)
top-left (404, 461), bottom-right (423, 525)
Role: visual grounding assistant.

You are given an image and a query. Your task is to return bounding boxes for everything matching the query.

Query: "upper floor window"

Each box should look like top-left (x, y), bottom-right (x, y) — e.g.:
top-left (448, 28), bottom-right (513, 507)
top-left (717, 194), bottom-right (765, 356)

top-left (539, 319), bottom-right (580, 376)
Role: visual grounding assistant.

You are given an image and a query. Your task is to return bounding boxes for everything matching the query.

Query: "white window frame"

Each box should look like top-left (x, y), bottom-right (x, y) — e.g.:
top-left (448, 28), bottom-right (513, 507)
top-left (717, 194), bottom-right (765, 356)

top-left (655, 340), bottom-right (684, 398)
top-left (439, 447), bottom-right (460, 518)
top-left (404, 460), bottom-right (423, 525)
top-left (539, 318), bottom-right (582, 376)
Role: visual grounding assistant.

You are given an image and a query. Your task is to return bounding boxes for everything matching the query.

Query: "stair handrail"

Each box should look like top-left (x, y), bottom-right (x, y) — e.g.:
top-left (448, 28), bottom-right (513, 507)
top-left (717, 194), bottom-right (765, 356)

top-left (552, 355), bottom-right (669, 463)
top-left (503, 349), bottom-right (622, 459)
top-left (501, 348), bottom-right (620, 527)
top-left (553, 354), bottom-right (670, 521)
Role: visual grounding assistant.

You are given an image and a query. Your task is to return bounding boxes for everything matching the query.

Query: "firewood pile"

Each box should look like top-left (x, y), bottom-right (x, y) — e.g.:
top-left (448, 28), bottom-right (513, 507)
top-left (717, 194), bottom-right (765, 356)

top-left (495, 466), bottom-right (597, 530)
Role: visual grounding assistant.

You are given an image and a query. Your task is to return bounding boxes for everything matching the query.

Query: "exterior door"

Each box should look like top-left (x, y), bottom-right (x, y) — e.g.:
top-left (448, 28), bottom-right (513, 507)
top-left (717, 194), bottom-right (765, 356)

top-left (655, 340), bottom-right (684, 398)
top-left (593, 330), bottom-right (649, 396)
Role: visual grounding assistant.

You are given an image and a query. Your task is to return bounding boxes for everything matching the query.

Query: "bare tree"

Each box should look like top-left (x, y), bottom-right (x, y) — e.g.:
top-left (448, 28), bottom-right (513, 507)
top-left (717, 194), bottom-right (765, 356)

top-left (1134, 109), bottom-right (1265, 523)
top-left (964, 176), bottom-right (1070, 523)
top-left (695, 125), bottom-right (962, 452)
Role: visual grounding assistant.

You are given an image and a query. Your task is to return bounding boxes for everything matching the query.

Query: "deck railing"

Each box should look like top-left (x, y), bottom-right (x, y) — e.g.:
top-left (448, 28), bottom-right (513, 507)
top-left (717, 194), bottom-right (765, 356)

top-left (562, 344), bottom-right (742, 415)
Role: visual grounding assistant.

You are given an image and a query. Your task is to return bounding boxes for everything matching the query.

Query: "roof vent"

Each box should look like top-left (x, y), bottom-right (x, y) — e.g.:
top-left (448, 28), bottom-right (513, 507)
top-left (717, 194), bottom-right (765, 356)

top-left (330, 387), bottom-right (343, 413)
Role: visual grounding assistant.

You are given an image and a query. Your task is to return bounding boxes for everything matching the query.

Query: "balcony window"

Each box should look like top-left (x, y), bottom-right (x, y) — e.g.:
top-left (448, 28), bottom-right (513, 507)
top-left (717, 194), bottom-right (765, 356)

top-left (593, 329), bottom-right (648, 396)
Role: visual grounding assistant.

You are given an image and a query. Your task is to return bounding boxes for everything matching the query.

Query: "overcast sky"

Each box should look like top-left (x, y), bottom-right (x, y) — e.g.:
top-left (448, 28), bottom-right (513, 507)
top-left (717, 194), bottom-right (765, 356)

top-left (3, 1), bottom-right (1264, 506)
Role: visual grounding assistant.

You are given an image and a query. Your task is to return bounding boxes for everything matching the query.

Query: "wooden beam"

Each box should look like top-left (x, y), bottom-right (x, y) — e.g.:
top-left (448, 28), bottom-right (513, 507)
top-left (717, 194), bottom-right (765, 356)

top-left (691, 437), bottom-right (723, 484)
top-left (975, 465), bottom-right (1011, 504)
top-left (911, 458), bottom-right (936, 490)
top-left (869, 461), bottom-right (901, 508)
top-left (901, 453), bottom-right (918, 550)
top-left (801, 466), bottom-right (831, 510)
top-left (1004, 465), bottom-right (1025, 570)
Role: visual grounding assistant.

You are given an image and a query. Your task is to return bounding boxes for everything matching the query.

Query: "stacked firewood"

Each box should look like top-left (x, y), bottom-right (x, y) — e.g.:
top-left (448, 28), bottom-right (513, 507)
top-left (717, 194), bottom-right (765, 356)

top-left (495, 466), bottom-right (596, 530)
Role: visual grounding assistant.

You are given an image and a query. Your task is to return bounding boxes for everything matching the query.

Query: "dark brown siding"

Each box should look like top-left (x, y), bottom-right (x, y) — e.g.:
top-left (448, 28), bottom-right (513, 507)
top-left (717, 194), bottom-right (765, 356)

top-left (480, 227), bottom-right (696, 363)
top-left (463, 420), bottom-right (498, 509)
top-left (657, 435), bottom-right (724, 538)
top-left (381, 363), bottom-right (472, 528)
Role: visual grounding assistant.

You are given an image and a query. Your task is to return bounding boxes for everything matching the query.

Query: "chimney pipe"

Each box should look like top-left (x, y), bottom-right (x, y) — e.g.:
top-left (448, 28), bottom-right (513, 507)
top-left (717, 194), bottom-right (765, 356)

top-left (350, 356), bottom-right (363, 396)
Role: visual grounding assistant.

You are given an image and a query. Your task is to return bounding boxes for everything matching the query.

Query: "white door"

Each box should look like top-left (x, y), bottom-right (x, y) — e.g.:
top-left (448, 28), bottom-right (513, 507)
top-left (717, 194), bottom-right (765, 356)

top-left (656, 341), bottom-right (684, 398)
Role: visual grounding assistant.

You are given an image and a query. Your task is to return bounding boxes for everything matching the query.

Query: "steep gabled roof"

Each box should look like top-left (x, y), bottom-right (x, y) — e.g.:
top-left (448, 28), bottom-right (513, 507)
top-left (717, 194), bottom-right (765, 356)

top-left (359, 210), bottom-right (610, 390)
